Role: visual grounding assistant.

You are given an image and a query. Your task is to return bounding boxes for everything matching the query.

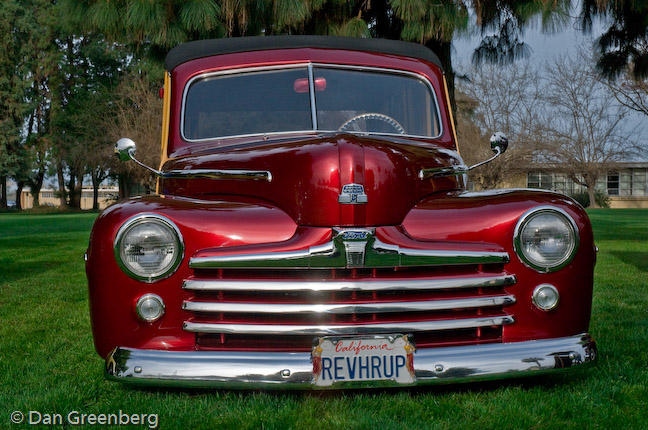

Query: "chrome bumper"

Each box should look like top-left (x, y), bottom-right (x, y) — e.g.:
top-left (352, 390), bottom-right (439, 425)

top-left (105, 334), bottom-right (596, 389)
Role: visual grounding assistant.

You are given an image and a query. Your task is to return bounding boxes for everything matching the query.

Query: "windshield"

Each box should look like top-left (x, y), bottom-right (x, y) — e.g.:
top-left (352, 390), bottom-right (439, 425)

top-left (182, 66), bottom-right (440, 141)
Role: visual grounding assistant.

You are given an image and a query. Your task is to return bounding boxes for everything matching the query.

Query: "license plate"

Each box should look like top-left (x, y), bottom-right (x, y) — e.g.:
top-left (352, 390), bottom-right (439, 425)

top-left (312, 335), bottom-right (416, 387)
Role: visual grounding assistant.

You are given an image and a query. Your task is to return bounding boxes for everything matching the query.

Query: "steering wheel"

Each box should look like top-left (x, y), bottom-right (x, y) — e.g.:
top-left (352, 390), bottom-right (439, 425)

top-left (338, 113), bottom-right (406, 135)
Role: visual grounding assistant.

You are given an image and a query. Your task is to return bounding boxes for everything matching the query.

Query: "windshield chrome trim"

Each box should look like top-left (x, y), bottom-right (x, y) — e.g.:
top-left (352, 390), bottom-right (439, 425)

top-left (180, 63), bottom-right (443, 143)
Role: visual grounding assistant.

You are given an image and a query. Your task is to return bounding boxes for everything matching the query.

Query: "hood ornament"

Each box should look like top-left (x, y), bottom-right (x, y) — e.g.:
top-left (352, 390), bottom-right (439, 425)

top-left (338, 183), bottom-right (368, 204)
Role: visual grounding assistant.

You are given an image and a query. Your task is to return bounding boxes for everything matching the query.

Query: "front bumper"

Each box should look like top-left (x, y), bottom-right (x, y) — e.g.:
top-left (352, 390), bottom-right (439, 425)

top-left (105, 333), bottom-right (596, 389)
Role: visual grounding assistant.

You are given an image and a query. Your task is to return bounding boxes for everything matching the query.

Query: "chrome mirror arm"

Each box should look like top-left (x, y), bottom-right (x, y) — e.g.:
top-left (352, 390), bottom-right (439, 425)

top-left (129, 152), bottom-right (164, 176)
top-left (419, 132), bottom-right (508, 180)
top-left (465, 146), bottom-right (502, 171)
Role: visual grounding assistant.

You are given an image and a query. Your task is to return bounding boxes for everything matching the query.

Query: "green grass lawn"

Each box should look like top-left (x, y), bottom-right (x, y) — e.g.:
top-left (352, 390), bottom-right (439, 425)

top-left (1, 210), bottom-right (647, 429)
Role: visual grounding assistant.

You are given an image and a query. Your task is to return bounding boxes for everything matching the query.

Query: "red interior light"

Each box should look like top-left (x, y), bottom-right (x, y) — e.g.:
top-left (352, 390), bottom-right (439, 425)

top-left (293, 77), bottom-right (327, 93)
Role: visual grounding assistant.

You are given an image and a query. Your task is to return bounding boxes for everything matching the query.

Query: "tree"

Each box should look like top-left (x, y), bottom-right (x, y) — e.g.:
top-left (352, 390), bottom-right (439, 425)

top-left (99, 71), bottom-right (163, 199)
top-left (0, 1), bottom-right (34, 209)
top-left (600, 72), bottom-right (648, 118)
top-left (581, 0), bottom-right (648, 79)
top-left (538, 54), bottom-right (640, 207)
top-left (58, 0), bottom-right (225, 63)
top-left (69, 0), bottom-right (573, 114)
top-left (457, 62), bottom-right (543, 189)
top-left (391, 0), bottom-right (571, 111)
top-left (48, 29), bottom-right (128, 209)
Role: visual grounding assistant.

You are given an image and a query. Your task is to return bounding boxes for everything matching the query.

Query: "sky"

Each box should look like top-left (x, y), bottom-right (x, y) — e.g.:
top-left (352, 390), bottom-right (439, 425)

top-left (453, 9), bottom-right (606, 69)
top-left (452, 7), bottom-right (648, 148)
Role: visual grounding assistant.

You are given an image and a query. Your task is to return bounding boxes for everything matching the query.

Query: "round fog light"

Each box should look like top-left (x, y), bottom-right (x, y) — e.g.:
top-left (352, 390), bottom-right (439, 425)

top-left (532, 284), bottom-right (559, 311)
top-left (136, 294), bottom-right (165, 322)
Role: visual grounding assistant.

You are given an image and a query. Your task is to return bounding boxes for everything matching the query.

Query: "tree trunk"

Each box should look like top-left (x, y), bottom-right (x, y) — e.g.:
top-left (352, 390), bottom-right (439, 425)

top-left (67, 170), bottom-right (80, 209)
top-left (67, 171), bottom-right (84, 210)
top-left (32, 188), bottom-right (40, 207)
top-left (0, 175), bottom-right (6, 208)
top-left (372, 0), bottom-right (402, 39)
top-left (587, 186), bottom-right (599, 208)
top-left (31, 170), bottom-right (45, 207)
top-left (118, 173), bottom-right (130, 200)
top-left (76, 172), bottom-right (84, 209)
top-left (93, 186), bottom-right (99, 211)
top-left (56, 160), bottom-right (66, 207)
top-left (91, 172), bottom-right (101, 211)
top-left (15, 182), bottom-right (24, 211)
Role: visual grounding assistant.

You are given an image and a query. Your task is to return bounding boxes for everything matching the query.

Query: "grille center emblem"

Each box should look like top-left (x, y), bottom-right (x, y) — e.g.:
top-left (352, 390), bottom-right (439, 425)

top-left (338, 183), bottom-right (368, 204)
top-left (336, 228), bottom-right (373, 267)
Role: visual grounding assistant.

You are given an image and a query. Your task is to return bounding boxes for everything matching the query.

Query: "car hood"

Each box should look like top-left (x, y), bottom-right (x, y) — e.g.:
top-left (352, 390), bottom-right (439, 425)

top-left (160, 133), bottom-right (464, 226)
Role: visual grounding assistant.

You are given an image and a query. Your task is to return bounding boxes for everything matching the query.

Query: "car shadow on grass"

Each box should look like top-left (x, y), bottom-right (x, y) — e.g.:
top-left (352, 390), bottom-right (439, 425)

top-left (0, 258), bottom-right (65, 284)
top-left (609, 251), bottom-right (648, 272)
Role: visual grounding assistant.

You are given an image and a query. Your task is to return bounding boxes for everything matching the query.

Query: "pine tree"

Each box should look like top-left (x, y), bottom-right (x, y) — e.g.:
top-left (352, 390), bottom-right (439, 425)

top-left (582, 0), bottom-right (648, 79)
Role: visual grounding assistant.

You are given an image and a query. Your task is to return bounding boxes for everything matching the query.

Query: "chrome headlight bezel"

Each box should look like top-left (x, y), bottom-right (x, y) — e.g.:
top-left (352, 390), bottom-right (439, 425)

top-left (113, 213), bottom-right (184, 283)
top-left (135, 293), bottom-right (166, 322)
top-left (532, 284), bottom-right (560, 311)
top-left (513, 206), bottom-right (579, 273)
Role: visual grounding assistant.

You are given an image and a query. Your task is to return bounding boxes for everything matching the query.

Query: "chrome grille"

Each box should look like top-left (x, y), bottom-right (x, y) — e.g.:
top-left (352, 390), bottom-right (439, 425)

top-left (183, 228), bottom-right (515, 351)
top-left (182, 269), bottom-right (516, 351)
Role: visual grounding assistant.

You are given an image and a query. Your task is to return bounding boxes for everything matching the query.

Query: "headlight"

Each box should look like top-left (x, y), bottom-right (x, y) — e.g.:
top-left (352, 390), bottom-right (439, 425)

top-left (514, 206), bottom-right (579, 272)
top-left (114, 214), bottom-right (184, 282)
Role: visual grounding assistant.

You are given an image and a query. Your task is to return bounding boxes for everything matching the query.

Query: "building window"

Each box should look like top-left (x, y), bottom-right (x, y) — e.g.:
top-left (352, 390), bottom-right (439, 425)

top-left (632, 169), bottom-right (646, 196)
top-left (553, 173), bottom-right (567, 194)
top-left (607, 172), bottom-right (619, 196)
top-left (527, 172), bottom-right (552, 189)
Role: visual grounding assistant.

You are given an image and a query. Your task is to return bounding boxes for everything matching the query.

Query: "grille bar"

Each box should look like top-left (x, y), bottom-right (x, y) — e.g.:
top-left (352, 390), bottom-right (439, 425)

top-left (189, 232), bottom-right (509, 269)
top-left (183, 295), bottom-right (516, 314)
top-left (183, 274), bottom-right (516, 292)
top-left (183, 316), bottom-right (514, 335)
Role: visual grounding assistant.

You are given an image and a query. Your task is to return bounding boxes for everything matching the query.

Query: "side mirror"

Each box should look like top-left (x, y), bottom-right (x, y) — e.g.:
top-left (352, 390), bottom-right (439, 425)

top-left (490, 132), bottom-right (508, 155)
top-left (465, 131), bottom-right (508, 170)
top-left (114, 137), bottom-right (162, 176)
top-left (115, 137), bottom-right (137, 162)
top-left (419, 131), bottom-right (510, 180)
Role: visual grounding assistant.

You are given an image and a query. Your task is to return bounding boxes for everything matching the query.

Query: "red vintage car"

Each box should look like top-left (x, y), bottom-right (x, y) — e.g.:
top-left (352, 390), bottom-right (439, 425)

top-left (87, 36), bottom-right (597, 389)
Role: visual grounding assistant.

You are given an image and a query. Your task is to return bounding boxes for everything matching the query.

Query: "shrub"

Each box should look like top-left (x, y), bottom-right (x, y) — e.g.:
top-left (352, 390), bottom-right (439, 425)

top-left (571, 192), bottom-right (590, 208)
top-left (570, 190), bottom-right (610, 208)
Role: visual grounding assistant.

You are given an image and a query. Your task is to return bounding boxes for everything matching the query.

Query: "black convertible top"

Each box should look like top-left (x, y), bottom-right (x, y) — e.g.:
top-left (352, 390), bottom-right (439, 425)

top-left (165, 35), bottom-right (442, 71)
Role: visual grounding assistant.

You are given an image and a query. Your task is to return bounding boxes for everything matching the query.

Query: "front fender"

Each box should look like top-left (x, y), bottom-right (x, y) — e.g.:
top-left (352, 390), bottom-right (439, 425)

top-left (86, 195), bottom-right (296, 357)
top-left (403, 189), bottom-right (596, 343)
